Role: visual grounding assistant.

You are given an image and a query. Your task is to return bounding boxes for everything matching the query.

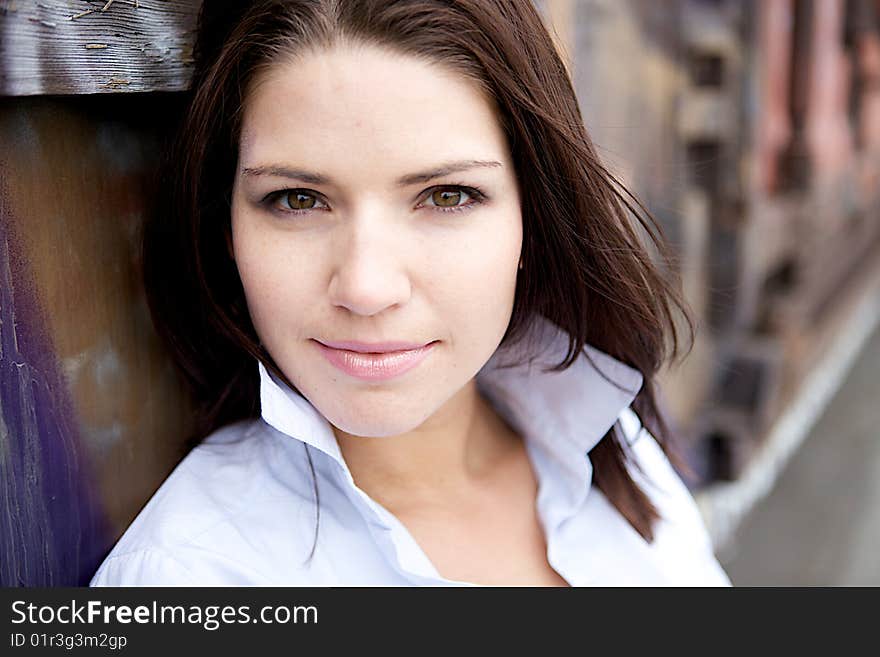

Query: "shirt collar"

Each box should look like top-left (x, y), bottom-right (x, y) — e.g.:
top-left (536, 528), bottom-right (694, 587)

top-left (258, 312), bottom-right (644, 484)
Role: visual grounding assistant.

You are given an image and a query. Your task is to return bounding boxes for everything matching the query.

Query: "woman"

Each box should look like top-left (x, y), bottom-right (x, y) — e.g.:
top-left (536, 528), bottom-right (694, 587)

top-left (91, 0), bottom-right (731, 586)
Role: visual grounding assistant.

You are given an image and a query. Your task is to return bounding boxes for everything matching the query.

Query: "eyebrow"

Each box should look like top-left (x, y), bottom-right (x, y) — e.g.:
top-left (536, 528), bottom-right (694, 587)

top-left (239, 159), bottom-right (503, 186)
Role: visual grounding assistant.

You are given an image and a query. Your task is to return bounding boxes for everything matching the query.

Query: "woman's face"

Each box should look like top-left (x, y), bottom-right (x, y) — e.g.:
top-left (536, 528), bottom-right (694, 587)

top-left (231, 43), bottom-right (522, 438)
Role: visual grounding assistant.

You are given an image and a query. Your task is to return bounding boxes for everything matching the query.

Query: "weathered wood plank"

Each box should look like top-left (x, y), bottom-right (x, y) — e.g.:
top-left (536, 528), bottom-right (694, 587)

top-left (0, 0), bottom-right (200, 96)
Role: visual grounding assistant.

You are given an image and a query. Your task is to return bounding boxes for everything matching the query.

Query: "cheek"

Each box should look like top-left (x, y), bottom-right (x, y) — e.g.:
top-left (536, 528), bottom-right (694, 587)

top-left (231, 222), bottom-right (311, 338)
top-left (430, 212), bottom-right (521, 319)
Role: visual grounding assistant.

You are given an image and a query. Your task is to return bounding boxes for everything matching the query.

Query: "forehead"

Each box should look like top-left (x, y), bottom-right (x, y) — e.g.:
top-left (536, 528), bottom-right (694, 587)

top-left (238, 44), bottom-right (508, 171)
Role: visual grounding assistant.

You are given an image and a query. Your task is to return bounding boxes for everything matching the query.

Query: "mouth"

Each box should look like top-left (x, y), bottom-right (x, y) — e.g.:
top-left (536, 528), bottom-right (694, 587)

top-left (312, 339), bottom-right (439, 381)
top-left (315, 339), bottom-right (437, 354)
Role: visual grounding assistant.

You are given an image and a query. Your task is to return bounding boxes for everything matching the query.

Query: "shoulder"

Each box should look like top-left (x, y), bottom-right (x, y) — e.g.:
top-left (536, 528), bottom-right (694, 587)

top-left (90, 418), bottom-right (318, 586)
top-left (614, 406), bottom-right (733, 586)
top-left (90, 547), bottom-right (204, 586)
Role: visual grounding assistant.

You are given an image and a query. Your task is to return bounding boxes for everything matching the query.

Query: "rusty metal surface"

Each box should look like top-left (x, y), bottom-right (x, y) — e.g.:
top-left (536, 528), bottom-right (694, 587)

top-left (0, 0), bottom-right (200, 96)
top-left (547, 0), bottom-right (880, 486)
top-left (0, 94), bottom-right (193, 585)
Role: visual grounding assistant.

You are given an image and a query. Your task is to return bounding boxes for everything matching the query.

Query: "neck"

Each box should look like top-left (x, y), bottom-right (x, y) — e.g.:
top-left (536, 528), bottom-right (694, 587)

top-left (332, 379), bottom-right (521, 511)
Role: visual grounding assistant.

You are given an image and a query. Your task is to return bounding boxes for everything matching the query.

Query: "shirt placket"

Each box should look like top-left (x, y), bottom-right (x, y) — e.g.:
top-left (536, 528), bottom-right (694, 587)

top-left (328, 459), bottom-right (473, 586)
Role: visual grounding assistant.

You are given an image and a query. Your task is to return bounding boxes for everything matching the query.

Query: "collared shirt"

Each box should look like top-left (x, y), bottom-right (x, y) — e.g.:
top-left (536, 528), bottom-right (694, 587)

top-left (90, 315), bottom-right (731, 586)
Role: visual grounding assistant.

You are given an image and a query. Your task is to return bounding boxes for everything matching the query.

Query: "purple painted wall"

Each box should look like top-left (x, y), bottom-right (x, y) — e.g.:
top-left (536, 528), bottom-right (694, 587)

top-left (0, 176), bottom-right (108, 585)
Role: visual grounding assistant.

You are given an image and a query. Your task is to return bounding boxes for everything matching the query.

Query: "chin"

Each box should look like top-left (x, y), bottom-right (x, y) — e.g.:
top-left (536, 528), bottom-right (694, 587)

top-left (327, 402), bottom-right (431, 439)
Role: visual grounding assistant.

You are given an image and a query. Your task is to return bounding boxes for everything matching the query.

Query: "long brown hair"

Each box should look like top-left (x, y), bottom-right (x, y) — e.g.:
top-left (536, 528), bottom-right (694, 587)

top-left (144, 0), bottom-right (696, 545)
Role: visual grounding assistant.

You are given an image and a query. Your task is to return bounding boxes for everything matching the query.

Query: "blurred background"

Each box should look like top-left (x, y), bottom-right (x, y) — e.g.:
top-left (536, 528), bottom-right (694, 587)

top-left (1, 0), bottom-right (878, 586)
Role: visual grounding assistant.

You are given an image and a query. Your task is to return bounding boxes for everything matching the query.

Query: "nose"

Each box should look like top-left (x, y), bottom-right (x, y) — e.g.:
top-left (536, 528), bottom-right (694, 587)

top-left (327, 215), bottom-right (412, 316)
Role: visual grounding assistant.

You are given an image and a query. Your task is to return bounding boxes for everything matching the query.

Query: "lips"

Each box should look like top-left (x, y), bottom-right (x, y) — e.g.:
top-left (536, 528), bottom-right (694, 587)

top-left (313, 339), bottom-right (438, 381)
top-left (317, 339), bottom-right (433, 354)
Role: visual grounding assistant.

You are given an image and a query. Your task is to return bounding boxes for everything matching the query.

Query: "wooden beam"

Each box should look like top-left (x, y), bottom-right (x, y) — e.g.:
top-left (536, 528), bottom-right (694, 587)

top-left (0, 0), bottom-right (200, 96)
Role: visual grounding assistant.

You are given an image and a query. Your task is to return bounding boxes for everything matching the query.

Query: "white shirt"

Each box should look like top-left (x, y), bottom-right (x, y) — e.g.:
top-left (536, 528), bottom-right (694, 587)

top-left (90, 315), bottom-right (731, 587)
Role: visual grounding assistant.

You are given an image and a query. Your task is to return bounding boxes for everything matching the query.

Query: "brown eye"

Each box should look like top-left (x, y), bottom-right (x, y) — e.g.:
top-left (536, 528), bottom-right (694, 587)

top-left (283, 191), bottom-right (318, 210)
top-left (430, 189), bottom-right (462, 207)
top-left (421, 185), bottom-right (486, 215)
